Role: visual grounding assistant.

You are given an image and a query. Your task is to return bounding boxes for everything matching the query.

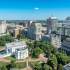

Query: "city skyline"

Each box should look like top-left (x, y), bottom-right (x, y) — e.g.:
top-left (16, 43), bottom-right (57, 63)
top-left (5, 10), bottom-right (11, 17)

top-left (0, 0), bottom-right (70, 20)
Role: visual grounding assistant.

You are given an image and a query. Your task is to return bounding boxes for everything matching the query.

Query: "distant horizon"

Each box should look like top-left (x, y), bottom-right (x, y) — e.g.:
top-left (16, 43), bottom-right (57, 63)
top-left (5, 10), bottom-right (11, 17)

top-left (0, 0), bottom-right (70, 20)
top-left (0, 16), bottom-right (69, 20)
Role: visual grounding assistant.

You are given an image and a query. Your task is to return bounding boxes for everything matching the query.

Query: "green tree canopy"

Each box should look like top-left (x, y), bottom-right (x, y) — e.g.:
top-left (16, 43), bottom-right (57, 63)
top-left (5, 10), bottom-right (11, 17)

top-left (56, 53), bottom-right (70, 65)
top-left (0, 65), bottom-right (7, 70)
top-left (32, 62), bottom-right (42, 70)
top-left (57, 64), bottom-right (63, 70)
top-left (32, 47), bottom-right (43, 58)
top-left (48, 54), bottom-right (57, 70)
top-left (43, 64), bottom-right (50, 70)
top-left (0, 35), bottom-right (14, 46)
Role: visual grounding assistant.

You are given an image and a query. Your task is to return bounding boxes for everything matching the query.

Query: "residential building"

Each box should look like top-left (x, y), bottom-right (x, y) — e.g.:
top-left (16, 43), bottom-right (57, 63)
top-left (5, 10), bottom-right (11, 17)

top-left (7, 24), bottom-right (24, 38)
top-left (42, 35), bottom-right (50, 41)
top-left (51, 34), bottom-right (61, 48)
top-left (47, 17), bottom-right (58, 34)
top-left (41, 23), bottom-right (47, 35)
top-left (47, 17), bottom-right (62, 48)
top-left (0, 20), bottom-right (7, 34)
top-left (28, 22), bottom-right (42, 40)
top-left (13, 28), bottom-right (20, 38)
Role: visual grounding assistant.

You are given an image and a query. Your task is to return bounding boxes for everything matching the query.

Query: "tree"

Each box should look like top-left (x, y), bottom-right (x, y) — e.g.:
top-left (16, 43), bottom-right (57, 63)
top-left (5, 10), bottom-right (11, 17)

top-left (32, 47), bottom-right (43, 58)
top-left (0, 40), bottom-right (5, 46)
top-left (27, 42), bottom-right (34, 52)
top-left (32, 62), bottom-right (42, 70)
top-left (49, 66), bottom-right (52, 70)
top-left (48, 54), bottom-right (57, 70)
top-left (1, 65), bottom-right (7, 70)
top-left (0, 35), bottom-right (14, 46)
top-left (56, 53), bottom-right (70, 65)
top-left (57, 64), bottom-right (63, 70)
top-left (17, 34), bottom-right (26, 40)
top-left (10, 59), bottom-right (16, 68)
top-left (43, 64), bottom-right (50, 70)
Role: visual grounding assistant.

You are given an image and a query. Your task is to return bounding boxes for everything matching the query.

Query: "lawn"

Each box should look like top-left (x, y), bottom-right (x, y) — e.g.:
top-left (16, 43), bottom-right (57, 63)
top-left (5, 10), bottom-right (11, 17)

top-left (5, 56), bottom-right (16, 61)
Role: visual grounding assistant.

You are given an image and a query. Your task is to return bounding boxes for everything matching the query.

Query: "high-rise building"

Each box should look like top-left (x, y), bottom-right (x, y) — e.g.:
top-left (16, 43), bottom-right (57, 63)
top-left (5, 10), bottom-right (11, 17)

top-left (28, 22), bottom-right (42, 40)
top-left (61, 38), bottom-right (70, 54)
top-left (0, 20), bottom-right (7, 34)
top-left (47, 17), bottom-right (59, 34)
top-left (51, 34), bottom-right (61, 48)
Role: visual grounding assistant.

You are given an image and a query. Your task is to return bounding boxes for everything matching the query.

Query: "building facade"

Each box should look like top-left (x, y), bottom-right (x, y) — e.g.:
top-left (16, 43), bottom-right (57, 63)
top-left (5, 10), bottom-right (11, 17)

top-left (28, 22), bottom-right (42, 40)
top-left (15, 48), bottom-right (28, 59)
top-left (6, 41), bottom-right (28, 59)
top-left (0, 20), bottom-right (7, 34)
top-left (51, 34), bottom-right (61, 48)
top-left (47, 17), bottom-right (58, 34)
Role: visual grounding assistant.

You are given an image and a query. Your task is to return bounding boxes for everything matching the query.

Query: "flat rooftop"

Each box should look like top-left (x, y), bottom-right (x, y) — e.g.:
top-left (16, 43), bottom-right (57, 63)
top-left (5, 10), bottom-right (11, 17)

top-left (6, 41), bottom-right (26, 48)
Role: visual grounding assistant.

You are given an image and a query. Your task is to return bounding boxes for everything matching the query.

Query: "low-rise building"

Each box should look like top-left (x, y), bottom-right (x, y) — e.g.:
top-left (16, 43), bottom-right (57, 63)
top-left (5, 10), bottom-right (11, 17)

top-left (7, 24), bottom-right (24, 38)
top-left (15, 48), bottom-right (28, 59)
top-left (6, 41), bottom-right (28, 59)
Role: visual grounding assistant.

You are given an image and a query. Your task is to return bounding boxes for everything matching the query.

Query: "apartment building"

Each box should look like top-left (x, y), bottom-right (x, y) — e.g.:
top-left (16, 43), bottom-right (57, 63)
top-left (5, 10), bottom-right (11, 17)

top-left (51, 34), bottom-right (61, 48)
top-left (27, 22), bottom-right (42, 40)
top-left (0, 20), bottom-right (7, 34)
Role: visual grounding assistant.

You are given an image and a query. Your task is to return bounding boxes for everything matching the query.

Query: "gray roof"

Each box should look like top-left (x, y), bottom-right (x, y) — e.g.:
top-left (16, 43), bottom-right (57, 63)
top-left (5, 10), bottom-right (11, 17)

top-left (63, 63), bottom-right (70, 70)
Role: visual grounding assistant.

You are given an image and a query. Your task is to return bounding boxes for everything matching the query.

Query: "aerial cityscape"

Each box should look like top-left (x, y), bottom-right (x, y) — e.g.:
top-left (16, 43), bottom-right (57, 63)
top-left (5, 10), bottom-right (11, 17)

top-left (0, 0), bottom-right (70, 70)
top-left (0, 17), bottom-right (69, 70)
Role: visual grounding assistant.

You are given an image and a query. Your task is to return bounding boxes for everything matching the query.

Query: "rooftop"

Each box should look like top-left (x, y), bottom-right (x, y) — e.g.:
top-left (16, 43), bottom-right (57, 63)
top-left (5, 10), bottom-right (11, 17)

top-left (63, 63), bottom-right (70, 70)
top-left (16, 47), bottom-right (27, 52)
top-left (6, 41), bottom-right (26, 48)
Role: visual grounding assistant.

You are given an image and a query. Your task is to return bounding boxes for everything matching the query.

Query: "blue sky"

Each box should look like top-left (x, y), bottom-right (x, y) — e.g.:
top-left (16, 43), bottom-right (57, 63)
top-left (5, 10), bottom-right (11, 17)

top-left (0, 0), bottom-right (70, 20)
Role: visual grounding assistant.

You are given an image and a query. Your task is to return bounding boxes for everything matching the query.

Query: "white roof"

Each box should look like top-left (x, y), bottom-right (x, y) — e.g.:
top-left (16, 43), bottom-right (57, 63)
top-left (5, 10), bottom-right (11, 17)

top-left (6, 41), bottom-right (26, 48)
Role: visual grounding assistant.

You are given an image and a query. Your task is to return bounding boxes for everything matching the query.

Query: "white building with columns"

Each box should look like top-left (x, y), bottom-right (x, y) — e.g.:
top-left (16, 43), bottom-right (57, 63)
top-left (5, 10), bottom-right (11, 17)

top-left (6, 41), bottom-right (28, 59)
